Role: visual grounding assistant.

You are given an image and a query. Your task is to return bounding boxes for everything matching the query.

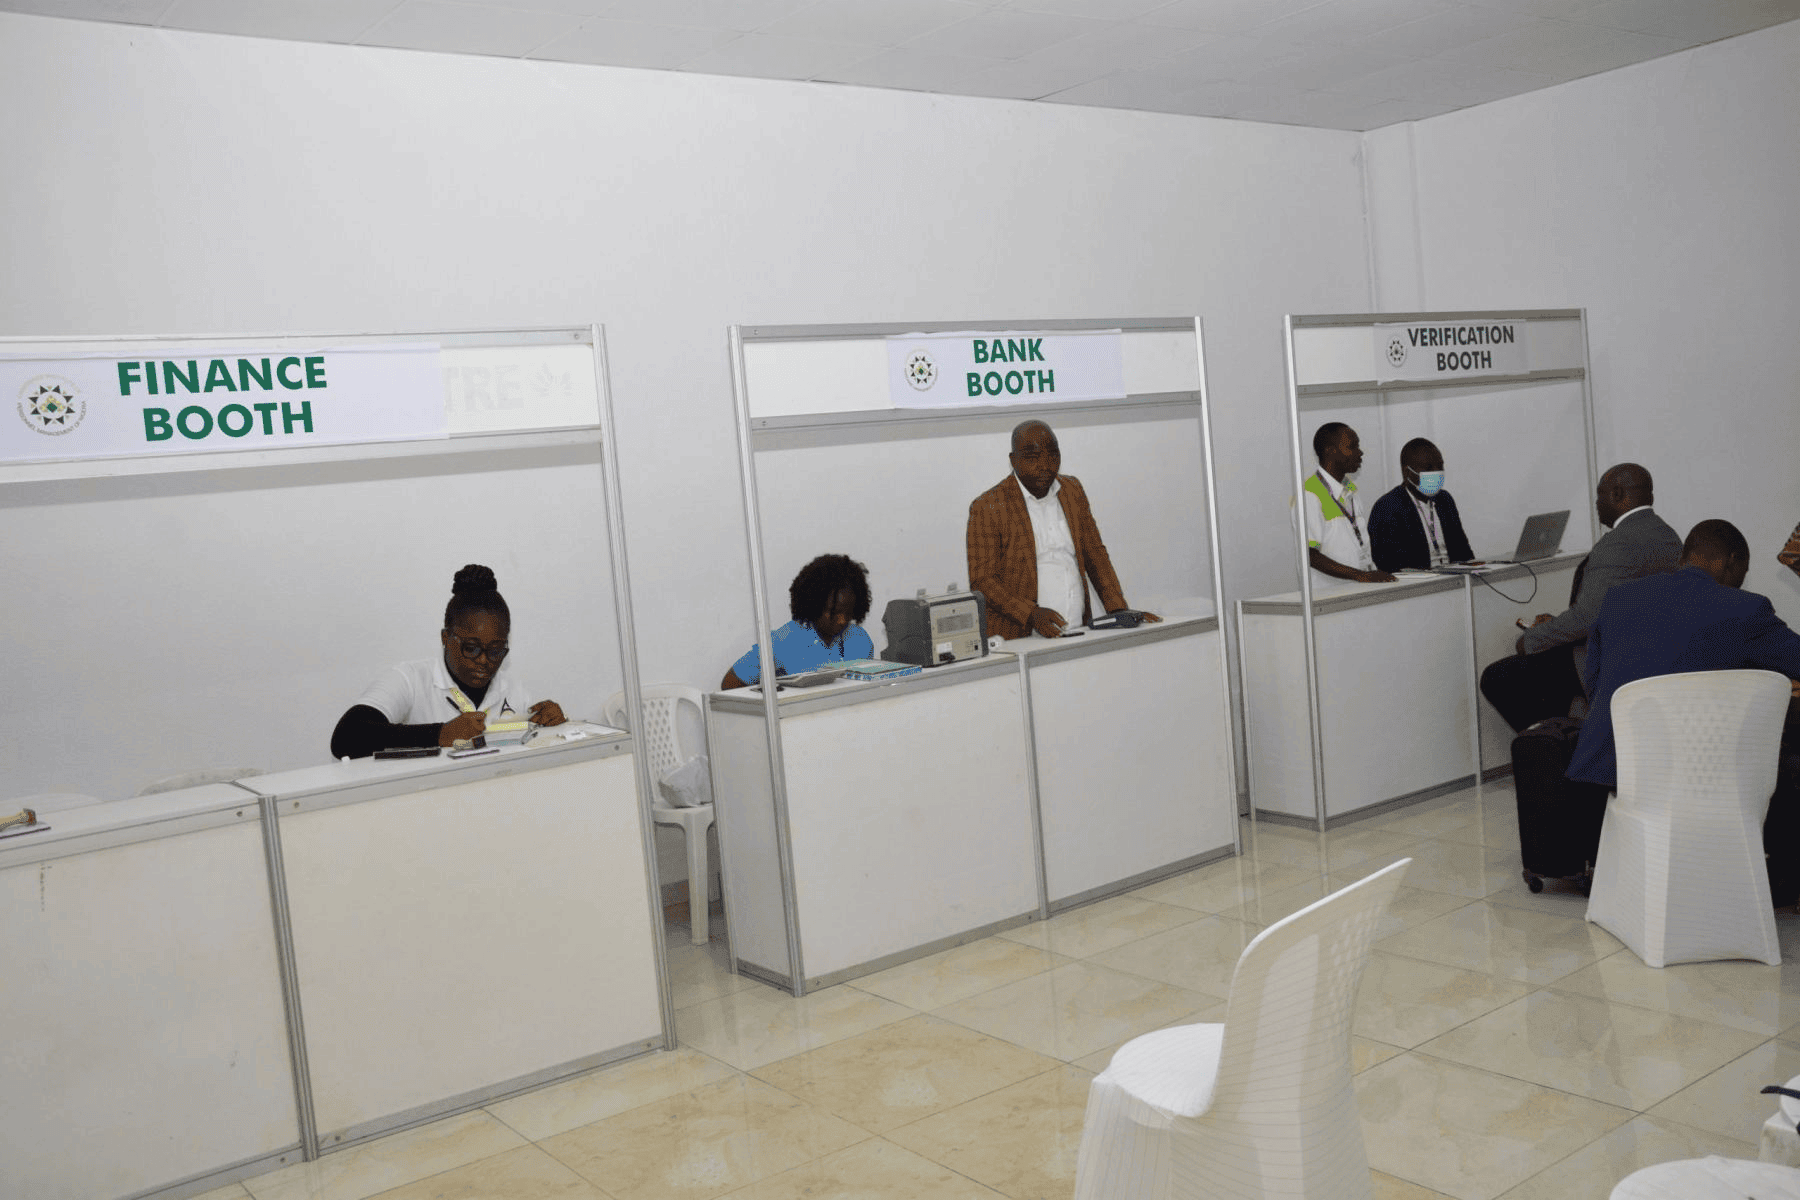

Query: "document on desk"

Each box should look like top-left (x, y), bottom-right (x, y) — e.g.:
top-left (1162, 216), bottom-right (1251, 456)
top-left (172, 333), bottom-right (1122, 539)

top-left (1434, 563), bottom-right (1495, 574)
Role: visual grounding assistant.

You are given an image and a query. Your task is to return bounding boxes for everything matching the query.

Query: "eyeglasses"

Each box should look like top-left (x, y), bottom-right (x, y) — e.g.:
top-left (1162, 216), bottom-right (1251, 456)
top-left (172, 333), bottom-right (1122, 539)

top-left (453, 638), bottom-right (509, 663)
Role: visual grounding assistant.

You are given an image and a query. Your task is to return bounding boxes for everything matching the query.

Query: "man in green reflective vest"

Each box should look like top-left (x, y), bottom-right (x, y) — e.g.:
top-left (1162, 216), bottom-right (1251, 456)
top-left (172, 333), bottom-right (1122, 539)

top-left (1301, 422), bottom-right (1396, 584)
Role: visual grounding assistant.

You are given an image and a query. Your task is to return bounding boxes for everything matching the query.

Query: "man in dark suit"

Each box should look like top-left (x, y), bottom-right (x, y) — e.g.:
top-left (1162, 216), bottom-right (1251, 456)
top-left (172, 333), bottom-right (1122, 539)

top-left (1479, 462), bottom-right (1682, 731)
top-left (1368, 437), bottom-right (1475, 571)
top-left (1566, 520), bottom-right (1800, 903)
top-left (966, 419), bottom-right (1158, 639)
top-left (1568, 519), bottom-right (1800, 785)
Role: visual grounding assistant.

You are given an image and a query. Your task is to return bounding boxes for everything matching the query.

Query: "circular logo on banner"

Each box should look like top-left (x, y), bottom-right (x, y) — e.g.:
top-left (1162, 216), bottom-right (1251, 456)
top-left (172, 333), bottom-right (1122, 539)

top-left (1385, 336), bottom-right (1408, 370)
top-left (18, 375), bottom-right (85, 436)
top-left (904, 350), bottom-right (937, 391)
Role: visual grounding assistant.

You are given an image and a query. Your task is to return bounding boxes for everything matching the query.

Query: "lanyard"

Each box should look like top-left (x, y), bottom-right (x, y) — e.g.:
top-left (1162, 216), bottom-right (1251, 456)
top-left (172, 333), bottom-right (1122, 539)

top-left (1317, 470), bottom-right (1364, 547)
top-left (1416, 494), bottom-right (1443, 557)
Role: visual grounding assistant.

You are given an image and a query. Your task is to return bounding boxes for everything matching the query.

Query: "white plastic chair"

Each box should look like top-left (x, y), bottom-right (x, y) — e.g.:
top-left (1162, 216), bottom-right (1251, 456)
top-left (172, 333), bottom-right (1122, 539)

top-left (1585, 669), bottom-right (1788, 967)
top-left (1073, 858), bottom-right (1410, 1200)
top-left (602, 684), bottom-right (717, 946)
top-left (1610, 1155), bottom-right (1800, 1199)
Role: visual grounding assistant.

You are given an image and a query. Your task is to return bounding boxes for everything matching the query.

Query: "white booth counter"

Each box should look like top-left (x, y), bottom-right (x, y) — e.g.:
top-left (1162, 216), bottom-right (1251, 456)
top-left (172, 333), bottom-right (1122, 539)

top-left (710, 655), bottom-right (1038, 993)
top-left (1240, 554), bottom-right (1584, 825)
top-left (241, 727), bottom-right (664, 1152)
top-left (1001, 605), bottom-right (1236, 908)
top-left (1, 784), bottom-right (300, 1200)
top-left (0, 727), bottom-right (667, 1200)
top-left (711, 608), bottom-right (1240, 993)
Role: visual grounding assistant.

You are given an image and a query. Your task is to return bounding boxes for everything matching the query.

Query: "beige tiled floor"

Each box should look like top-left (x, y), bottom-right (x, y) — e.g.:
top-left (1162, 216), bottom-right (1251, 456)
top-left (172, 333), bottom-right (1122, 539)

top-left (229, 782), bottom-right (1800, 1200)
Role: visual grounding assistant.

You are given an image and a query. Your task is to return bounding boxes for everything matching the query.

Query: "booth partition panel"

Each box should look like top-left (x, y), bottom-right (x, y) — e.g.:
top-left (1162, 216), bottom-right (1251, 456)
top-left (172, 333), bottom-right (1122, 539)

top-left (720, 318), bottom-right (1239, 995)
top-left (0, 325), bottom-right (669, 1197)
top-left (1245, 309), bottom-right (1599, 830)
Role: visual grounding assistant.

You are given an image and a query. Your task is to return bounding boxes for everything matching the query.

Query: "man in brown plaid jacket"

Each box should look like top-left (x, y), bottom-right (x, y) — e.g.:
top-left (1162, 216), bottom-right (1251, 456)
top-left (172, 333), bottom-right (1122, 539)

top-left (966, 419), bottom-right (1157, 640)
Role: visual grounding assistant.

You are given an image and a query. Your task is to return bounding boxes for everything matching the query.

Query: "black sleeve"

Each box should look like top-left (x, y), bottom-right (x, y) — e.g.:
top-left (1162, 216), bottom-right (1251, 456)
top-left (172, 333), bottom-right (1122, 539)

top-left (1441, 493), bottom-right (1475, 562)
top-left (1367, 493), bottom-right (1408, 572)
top-left (330, 704), bottom-right (442, 760)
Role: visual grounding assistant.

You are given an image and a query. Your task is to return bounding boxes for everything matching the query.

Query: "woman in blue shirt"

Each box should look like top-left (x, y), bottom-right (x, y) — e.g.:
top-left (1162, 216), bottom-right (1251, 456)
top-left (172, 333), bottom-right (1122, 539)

top-left (721, 554), bottom-right (874, 689)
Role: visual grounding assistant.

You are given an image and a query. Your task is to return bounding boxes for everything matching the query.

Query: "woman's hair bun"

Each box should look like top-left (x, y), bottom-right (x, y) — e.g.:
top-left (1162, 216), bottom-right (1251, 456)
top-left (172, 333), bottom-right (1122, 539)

top-left (452, 564), bottom-right (498, 595)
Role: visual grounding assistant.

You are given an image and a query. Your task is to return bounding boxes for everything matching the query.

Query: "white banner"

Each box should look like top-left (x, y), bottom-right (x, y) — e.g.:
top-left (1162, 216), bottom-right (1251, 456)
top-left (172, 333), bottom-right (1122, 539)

top-left (1374, 320), bottom-right (1530, 383)
top-left (1, 343), bottom-right (445, 464)
top-left (442, 343), bottom-right (600, 434)
top-left (888, 329), bottom-right (1125, 409)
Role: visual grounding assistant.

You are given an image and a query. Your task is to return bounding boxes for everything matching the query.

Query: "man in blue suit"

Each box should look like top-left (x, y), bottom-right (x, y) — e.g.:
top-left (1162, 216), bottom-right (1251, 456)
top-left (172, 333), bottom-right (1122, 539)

top-left (1368, 437), bottom-right (1475, 571)
top-left (1567, 520), bottom-right (1800, 902)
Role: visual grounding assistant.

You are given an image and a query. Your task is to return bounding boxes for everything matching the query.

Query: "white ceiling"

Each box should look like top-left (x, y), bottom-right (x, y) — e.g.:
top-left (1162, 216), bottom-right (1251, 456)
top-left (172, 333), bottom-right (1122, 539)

top-left (7, 0), bottom-right (1798, 130)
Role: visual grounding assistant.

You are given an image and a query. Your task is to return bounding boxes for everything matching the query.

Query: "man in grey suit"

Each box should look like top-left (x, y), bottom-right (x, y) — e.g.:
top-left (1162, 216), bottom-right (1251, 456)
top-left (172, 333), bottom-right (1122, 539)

top-left (1479, 463), bottom-right (1682, 731)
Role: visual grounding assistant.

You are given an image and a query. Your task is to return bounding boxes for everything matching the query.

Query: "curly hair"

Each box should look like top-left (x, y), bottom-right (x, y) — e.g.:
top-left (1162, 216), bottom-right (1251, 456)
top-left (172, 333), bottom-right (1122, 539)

top-left (443, 563), bottom-right (511, 630)
top-left (789, 554), bottom-right (871, 627)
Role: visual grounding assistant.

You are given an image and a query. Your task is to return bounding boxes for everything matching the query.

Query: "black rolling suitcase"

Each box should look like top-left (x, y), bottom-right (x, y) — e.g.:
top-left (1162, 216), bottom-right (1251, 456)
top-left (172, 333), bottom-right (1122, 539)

top-left (1511, 717), bottom-right (1611, 893)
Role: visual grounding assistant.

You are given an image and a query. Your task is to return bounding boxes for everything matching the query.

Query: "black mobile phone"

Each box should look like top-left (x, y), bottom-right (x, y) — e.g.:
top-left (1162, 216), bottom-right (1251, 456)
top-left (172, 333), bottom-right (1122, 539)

top-left (374, 746), bottom-right (441, 759)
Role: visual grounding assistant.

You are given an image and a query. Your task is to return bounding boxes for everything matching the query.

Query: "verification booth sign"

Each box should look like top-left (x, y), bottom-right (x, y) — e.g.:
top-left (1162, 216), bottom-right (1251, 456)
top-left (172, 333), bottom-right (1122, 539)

top-left (1, 343), bottom-right (446, 464)
top-left (889, 329), bottom-right (1125, 409)
top-left (1373, 320), bottom-right (1531, 383)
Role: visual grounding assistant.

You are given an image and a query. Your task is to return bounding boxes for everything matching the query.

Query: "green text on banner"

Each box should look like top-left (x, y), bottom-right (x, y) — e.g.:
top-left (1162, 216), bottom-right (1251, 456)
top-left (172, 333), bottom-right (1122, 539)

top-left (2, 343), bottom-right (446, 465)
top-left (888, 330), bottom-right (1126, 409)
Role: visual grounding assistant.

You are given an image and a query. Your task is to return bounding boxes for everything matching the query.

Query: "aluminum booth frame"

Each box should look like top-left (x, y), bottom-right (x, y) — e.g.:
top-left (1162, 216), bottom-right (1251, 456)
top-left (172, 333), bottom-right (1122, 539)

top-left (1268, 307), bottom-right (1598, 831)
top-left (724, 316), bottom-right (1238, 995)
top-left (0, 324), bottom-right (673, 1195)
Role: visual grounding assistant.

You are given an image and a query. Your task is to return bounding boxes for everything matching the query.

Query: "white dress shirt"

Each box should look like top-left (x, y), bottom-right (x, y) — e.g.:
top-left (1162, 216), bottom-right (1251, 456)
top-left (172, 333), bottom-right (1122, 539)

top-left (353, 654), bottom-right (534, 725)
top-left (1017, 474), bottom-right (1085, 628)
top-left (1302, 469), bottom-right (1374, 575)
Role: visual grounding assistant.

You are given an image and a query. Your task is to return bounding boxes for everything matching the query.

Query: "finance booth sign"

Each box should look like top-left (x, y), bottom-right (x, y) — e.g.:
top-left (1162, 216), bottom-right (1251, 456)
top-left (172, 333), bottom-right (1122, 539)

top-left (1, 344), bottom-right (445, 464)
top-left (888, 329), bottom-right (1125, 409)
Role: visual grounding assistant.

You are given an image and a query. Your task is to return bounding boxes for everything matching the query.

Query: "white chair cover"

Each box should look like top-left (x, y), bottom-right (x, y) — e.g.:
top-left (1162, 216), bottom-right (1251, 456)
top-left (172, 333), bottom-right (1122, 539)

top-left (1610, 1155), bottom-right (1800, 1198)
top-left (1074, 858), bottom-right (1410, 1200)
top-left (1585, 669), bottom-right (1788, 967)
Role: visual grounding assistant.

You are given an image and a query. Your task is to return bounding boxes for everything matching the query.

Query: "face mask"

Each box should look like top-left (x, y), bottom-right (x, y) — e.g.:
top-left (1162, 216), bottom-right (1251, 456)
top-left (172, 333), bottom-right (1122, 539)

top-left (1411, 470), bottom-right (1445, 497)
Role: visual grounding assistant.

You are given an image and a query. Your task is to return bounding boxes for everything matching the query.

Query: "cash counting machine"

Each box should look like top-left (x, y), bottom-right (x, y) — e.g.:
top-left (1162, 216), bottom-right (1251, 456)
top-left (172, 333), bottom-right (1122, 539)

top-left (882, 585), bottom-right (989, 667)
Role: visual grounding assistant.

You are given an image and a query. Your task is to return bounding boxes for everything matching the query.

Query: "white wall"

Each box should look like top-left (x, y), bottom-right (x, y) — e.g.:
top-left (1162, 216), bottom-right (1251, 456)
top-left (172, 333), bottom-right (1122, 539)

top-left (0, 14), bottom-right (1372, 808)
top-left (5, 450), bottom-right (624, 799)
top-left (1365, 19), bottom-right (1800, 620)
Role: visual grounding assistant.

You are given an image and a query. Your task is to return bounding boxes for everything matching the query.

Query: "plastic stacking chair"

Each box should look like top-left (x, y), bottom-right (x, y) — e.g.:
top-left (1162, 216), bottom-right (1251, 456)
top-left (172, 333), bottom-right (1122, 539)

top-left (1585, 669), bottom-right (1789, 967)
top-left (1073, 858), bottom-right (1411, 1200)
top-left (1610, 1155), bottom-right (1800, 1198)
top-left (602, 685), bottom-right (717, 946)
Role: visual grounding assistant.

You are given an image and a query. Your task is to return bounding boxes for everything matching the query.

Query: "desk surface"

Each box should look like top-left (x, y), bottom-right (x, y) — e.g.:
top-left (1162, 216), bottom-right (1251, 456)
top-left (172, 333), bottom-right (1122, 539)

top-left (1, 723), bottom-right (631, 862)
top-left (709, 652), bottom-right (1018, 717)
top-left (710, 605), bottom-right (1224, 717)
top-left (244, 722), bottom-right (630, 811)
top-left (1243, 551), bottom-right (1587, 616)
top-left (0, 783), bottom-right (255, 864)
top-left (998, 604), bottom-right (1218, 662)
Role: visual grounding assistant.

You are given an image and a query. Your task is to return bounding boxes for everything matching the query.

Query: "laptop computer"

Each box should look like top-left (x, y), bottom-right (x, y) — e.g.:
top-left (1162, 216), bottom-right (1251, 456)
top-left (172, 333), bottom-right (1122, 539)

top-left (1488, 509), bottom-right (1571, 564)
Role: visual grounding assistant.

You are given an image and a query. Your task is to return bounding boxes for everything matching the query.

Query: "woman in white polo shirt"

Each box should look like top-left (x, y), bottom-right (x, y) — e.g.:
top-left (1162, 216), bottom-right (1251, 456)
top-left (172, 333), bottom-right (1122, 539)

top-left (329, 564), bottom-right (566, 759)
